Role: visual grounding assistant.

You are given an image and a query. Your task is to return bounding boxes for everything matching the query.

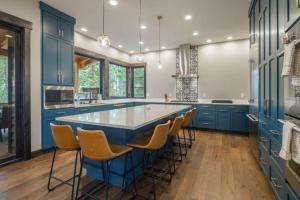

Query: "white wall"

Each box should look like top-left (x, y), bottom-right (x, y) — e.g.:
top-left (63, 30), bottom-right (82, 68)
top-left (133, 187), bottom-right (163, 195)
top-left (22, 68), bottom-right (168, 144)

top-left (0, 0), bottom-right (41, 151)
top-left (198, 40), bottom-right (249, 99)
top-left (131, 39), bottom-right (250, 100)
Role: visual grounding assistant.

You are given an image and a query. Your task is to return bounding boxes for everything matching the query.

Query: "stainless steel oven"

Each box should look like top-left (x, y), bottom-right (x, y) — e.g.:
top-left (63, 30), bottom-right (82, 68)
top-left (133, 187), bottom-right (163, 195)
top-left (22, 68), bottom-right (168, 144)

top-left (44, 86), bottom-right (74, 109)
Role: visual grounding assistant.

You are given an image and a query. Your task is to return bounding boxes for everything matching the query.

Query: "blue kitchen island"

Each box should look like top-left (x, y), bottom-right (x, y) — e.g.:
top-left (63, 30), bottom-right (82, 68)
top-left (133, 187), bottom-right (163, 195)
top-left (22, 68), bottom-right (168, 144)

top-left (56, 104), bottom-right (191, 186)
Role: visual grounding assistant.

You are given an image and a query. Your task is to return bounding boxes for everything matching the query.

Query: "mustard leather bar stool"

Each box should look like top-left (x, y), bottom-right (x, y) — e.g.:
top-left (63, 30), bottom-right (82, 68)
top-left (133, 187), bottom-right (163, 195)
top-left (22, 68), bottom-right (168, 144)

top-left (127, 121), bottom-right (171, 200)
top-left (168, 115), bottom-right (185, 166)
top-left (75, 128), bottom-right (137, 200)
top-left (48, 123), bottom-right (81, 200)
top-left (189, 108), bottom-right (198, 141)
top-left (180, 110), bottom-right (193, 149)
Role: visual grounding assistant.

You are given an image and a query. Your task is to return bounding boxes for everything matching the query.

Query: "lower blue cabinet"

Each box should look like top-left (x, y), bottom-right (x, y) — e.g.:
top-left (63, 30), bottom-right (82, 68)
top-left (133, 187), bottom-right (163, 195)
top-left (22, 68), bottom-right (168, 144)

top-left (216, 110), bottom-right (231, 131)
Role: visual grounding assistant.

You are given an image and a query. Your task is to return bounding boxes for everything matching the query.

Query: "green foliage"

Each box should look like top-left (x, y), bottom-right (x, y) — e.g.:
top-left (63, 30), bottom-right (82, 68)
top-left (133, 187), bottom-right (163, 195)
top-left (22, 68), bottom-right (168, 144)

top-left (0, 55), bottom-right (8, 103)
top-left (109, 64), bottom-right (127, 97)
top-left (78, 62), bottom-right (100, 92)
top-left (133, 67), bottom-right (145, 98)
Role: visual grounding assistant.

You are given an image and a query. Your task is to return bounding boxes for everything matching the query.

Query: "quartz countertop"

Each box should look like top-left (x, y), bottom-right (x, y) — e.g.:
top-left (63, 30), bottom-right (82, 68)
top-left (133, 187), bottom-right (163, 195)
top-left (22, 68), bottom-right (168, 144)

top-left (56, 104), bottom-right (191, 130)
top-left (74, 98), bottom-right (249, 108)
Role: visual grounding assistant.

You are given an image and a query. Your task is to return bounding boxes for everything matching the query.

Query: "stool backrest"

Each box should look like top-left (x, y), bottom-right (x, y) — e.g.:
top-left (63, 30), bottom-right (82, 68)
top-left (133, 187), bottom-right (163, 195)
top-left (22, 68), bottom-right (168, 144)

top-left (146, 120), bottom-right (171, 150)
top-left (77, 128), bottom-right (114, 161)
top-left (169, 116), bottom-right (184, 136)
top-left (182, 110), bottom-right (193, 127)
top-left (50, 123), bottom-right (80, 151)
top-left (190, 108), bottom-right (197, 120)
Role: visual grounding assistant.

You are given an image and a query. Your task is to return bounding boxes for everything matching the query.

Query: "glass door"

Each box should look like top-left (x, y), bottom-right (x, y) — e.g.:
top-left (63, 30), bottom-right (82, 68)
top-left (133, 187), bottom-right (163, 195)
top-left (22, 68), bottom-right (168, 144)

top-left (0, 25), bottom-right (19, 162)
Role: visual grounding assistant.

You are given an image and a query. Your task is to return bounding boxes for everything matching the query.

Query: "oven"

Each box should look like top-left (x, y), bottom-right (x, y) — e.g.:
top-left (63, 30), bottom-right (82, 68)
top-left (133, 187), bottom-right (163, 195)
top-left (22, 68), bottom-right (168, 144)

top-left (44, 86), bottom-right (74, 109)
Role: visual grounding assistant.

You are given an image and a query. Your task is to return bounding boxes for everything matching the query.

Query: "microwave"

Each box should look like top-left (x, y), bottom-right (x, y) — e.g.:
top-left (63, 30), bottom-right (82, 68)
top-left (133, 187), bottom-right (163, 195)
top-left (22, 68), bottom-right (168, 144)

top-left (44, 86), bottom-right (74, 109)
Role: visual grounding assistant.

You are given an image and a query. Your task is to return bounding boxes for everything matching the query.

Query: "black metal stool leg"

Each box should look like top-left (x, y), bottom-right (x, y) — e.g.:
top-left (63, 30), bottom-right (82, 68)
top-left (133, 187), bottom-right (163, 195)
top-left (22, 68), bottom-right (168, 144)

top-left (71, 150), bottom-right (79, 200)
top-left (148, 151), bottom-right (156, 200)
top-left (129, 151), bottom-right (137, 198)
top-left (75, 156), bottom-right (84, 200)
top-left (188, 129), bottom-right (192, 148)
top-left (122, 153), bottom-right (129, 190)
top-left (48, 147), bottom-right (57, 192)
top-left (182, 129), bottom-right (188, 156)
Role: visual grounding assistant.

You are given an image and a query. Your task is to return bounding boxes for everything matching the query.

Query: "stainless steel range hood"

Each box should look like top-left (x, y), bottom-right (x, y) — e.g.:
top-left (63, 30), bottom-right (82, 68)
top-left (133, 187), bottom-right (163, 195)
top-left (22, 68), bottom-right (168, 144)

top-left (172, 44), bottom-right (199, 78)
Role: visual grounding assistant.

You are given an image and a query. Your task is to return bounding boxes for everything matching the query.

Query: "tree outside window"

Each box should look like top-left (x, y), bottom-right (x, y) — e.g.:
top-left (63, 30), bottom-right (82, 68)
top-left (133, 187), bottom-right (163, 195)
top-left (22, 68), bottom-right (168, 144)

top-left (0, 55), bottom-right (8, 103)
top-left (109, 63), bottom-right (127, 97)
top-left (133, 67), bottom-right (145, 98)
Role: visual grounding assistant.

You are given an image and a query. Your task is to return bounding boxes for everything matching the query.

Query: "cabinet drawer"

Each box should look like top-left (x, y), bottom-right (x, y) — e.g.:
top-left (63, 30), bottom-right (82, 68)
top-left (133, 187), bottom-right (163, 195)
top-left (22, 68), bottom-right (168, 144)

top-left (268, 127), bottom-right (282, 144)
top-left (231, 105), bottom-right (249, 112)
top-left (215, 105), bottom-right (233, 111)
top-left (44, 108), bottom-right (75, 120)
top-left (198, 104), bottom-right (215, 111)
top-left (270, 159), bottom-right (286, 200)
top-left (259, 144), bottom-right (270, 178)
top-left (198, 111), bottom-right (215, 120)
top-left (259, 127), bottom-right (271, 153)
top-left (199, 120), bottom-right (215, 129)
top-left (270, 138), bottom-right (285, 174)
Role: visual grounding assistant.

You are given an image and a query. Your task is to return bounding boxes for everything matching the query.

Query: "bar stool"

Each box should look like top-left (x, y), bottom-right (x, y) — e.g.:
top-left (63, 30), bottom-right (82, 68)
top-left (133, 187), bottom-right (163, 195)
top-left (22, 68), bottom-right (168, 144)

top-left (189, 108), bottom-right (197, 141)
top-left (180, 110), bottom-right (193, 149)
top-left (127, 121), bottom-right (171, 200)
top-left (48, 123), bottom-right (81, 200)
top-left (75, 128), bottom-right (137, 200)
top-left (168, 115), bottom-right (185, 166)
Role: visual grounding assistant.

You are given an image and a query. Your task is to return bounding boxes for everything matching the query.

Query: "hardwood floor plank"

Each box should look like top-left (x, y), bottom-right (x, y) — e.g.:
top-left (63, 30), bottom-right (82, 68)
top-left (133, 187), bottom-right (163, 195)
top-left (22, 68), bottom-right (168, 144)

top-left (0, 130), bottom-right (275, 200)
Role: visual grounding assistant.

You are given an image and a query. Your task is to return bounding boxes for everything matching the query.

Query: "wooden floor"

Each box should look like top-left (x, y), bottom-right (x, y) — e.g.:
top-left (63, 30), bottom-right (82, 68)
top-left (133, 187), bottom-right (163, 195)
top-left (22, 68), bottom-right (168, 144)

top-left (0, 130), bottom-right (275, 200)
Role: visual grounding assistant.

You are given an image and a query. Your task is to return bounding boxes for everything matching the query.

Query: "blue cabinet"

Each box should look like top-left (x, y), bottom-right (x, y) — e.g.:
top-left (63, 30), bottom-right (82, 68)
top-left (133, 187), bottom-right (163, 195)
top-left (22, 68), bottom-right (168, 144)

top-left (231, 110), bottom-right (248, 132)
top-left (216, 110), bottom-right (231, 131)
top-left (286, 0), bottom-right (300, 29)
top-left (287, 183), bottom-right (300, 200)
top-left (41, 2), bottom-right (75, 86)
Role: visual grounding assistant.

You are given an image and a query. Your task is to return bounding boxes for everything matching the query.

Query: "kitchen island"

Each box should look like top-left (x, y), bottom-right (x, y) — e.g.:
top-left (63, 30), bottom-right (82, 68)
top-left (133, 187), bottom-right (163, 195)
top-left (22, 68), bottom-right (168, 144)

top-left (56, 104), bottom-right (191, 186)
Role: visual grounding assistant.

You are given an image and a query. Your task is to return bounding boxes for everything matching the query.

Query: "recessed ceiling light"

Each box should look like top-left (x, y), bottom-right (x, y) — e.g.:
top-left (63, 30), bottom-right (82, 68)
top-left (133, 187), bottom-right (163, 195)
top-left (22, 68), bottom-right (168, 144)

top-left (140, 25), bottom-right (147, 30)
top-left (227, 36), bottom-right (233, 40)
top-left (80, 27), bottom-right (88, 32)
top-left (130, 50), bottom-right (135, 54)
top-left (139, 41), bottom-right (144, 45)
top-left (161, 46), bottom-right (166, 49)
top-left (5, 34), bottom-right (13, 38)
top-left (184, 15), bottom-right (192, 20)
top-left (118, 45), bottom-right (123, 48)
top-left (206, 39), bottom-right (212, 43)
top-left (193, 32), bottom-right (199, 36)
top-left (109, 0), bottom-right (118, 6)
top-left (145, 48), bottom-right (150, 51)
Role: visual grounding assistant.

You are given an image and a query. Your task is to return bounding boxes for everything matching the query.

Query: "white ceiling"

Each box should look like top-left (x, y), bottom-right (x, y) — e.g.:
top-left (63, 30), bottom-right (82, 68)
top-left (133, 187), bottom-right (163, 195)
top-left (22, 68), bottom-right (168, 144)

top-left (41, 0), bottom-right (250, 54)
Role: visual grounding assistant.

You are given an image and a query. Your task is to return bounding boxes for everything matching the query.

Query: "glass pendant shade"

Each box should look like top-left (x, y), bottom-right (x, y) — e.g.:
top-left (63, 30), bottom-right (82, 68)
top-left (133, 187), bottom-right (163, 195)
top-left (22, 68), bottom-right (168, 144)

top-left (136, 55), bottom-right (144, 62)
top-left (157, 62), bottom-right (162, 69)
top-left (97, 34), bottom-right (110, 48)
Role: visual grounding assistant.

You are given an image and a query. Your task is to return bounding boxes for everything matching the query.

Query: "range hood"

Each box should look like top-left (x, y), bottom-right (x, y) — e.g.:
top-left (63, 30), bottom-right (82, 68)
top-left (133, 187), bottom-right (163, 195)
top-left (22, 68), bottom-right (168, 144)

top-left (172, 44), bottom-right (199, 78)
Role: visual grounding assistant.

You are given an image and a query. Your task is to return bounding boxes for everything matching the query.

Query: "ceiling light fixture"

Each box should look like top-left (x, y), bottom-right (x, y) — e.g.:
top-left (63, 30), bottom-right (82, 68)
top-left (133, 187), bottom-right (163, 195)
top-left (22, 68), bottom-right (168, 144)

top-left (227, 36), bottom-right (233, 40)
top-left (161, 46), bottom-right (166, 49)
top-left (184, 15), bottom-right (192, 20)
top-left (145, 48), bottom-right (150, 51)
top-left (80, 27), bottom-right (88, 32)
top-left (206, 39), bottom-right (212, 43)
top-left (193, 32), bottom-right (199, 36)
top-left (118, 44), bottom-right (123, 48)
top-left (140, 25), bottom-right (147, 30)
top-left (109, 0), bottom-right (118, 6)
top-left (97, 0), bottom-right (110, 48)
top-left (130, 50), bottom-right (135, 54)
top-left (136, 0), bottom-right (144, 62)
top-left (157, 16), bottom-right (163, 69)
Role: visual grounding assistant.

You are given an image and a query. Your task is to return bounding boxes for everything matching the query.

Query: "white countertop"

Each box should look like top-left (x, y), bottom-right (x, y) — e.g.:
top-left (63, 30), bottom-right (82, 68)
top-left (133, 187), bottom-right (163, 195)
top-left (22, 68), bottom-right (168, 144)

top-left (74, 98), bottom-right (249, 108)
top-left (56, 104), bottom-right (191, 130)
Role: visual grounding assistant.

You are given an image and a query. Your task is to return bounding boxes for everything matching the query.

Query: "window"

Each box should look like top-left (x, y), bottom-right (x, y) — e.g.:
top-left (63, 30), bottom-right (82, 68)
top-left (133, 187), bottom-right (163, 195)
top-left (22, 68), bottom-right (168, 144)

top-left (109, 63), bottom-right (127, 97)
top-left (0, 55), bottom-right (8, 103)
top-left (75, 55), bottom-right (101, 100)
top-left (133, 67), bottom-right (145, 98)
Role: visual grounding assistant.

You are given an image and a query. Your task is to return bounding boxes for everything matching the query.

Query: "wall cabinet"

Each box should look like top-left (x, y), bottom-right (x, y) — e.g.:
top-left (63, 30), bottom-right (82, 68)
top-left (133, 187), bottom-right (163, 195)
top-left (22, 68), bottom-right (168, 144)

top-left (286, 0), bottom-right (300, 29)
top-left (41, 2), bottom-right (75, 86)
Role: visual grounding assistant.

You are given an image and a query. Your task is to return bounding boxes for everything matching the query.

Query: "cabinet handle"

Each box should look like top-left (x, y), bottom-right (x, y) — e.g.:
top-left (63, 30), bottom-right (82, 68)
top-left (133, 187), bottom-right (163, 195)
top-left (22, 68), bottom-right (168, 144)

top-left (56, 111), bottom-right (66, 114)
top-left (270, 177), bottom-right (282, 189)
top-left (297, 0), bottom-right (300, 8)
top-left (61, 74), bottom-right (64, 83)
top-left (58, 29), bottom-right (61, 36)
top-left (270, 130), bottom-right (280, 136)
top-left (57, 74), bottom-right (60, 83)
top-left (62, 30), bottom-right (64, 37)
top-left (203, 113), bottom-right (209, 115)
top-left (202, 122), bottom-right (209, 125)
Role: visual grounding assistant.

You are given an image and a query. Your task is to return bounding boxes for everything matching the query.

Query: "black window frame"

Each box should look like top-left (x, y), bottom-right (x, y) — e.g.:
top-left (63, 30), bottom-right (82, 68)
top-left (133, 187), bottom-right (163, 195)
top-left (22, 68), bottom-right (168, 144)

top-left (131, 66), bottom-right (146, 98)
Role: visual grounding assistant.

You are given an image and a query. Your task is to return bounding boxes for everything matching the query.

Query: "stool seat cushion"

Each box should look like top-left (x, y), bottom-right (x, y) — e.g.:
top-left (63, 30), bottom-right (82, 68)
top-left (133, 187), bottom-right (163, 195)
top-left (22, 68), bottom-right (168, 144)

top-left (109, 144), bottom-right (132, 158)
top-left (127, 134), bottom-right (152, 149)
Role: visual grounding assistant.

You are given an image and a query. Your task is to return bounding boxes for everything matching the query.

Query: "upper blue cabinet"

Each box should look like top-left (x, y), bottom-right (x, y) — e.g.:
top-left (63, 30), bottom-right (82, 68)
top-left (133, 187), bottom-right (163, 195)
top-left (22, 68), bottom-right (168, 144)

top-left (286, 0), bottom-right (300, 30)
top-left (40, 2), bottom-right (75, 86)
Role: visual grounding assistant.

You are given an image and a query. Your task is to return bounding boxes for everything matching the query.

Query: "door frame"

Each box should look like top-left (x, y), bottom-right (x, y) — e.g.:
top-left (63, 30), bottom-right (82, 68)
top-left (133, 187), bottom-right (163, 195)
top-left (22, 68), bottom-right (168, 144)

top-left (0, 11), bottom-right (32, 164)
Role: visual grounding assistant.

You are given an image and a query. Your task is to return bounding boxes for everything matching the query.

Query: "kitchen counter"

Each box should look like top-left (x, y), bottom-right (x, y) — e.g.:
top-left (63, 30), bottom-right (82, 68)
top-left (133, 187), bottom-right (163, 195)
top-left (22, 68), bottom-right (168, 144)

top-left (56, 104), bottom-right (191, 130)
top-left (73, 98), bottom-right (249, 108)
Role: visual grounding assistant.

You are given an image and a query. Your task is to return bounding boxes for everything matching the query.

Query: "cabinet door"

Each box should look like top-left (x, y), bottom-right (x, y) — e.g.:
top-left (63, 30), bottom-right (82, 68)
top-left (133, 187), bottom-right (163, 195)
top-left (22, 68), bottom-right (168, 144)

top-left (277, 0), bottom-right (285, 52)
top-left (60, 18), bottom-right (74, 42)
top-left (42, 120), bottom-right (55, 150)
top-left (42, 11), bottom-right (59, 38)
top-left (43, 35), bottom-right (60, 85)
top-left (287, 0), bottom-right (300, 24)
top-left (60, 40), bottom-right (74, 86)
top-left (231, 111), bottom-right (248, 132)
top-left (278, 54), bottom-right (285, 119)
top-left (270, 59), bottom-right (278, 120)
top-left (216, 111), bottom-right (231, 131)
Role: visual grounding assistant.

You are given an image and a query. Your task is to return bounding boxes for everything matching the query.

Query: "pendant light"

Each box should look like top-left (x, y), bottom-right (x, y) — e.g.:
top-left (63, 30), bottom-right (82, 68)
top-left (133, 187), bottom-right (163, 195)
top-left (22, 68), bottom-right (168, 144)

top-left (136, 0), bottom-right (144, 62)
top-left (157, 16), bottom-right (163, 69)
top-left (97, 0), bottom-right (110, 48)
